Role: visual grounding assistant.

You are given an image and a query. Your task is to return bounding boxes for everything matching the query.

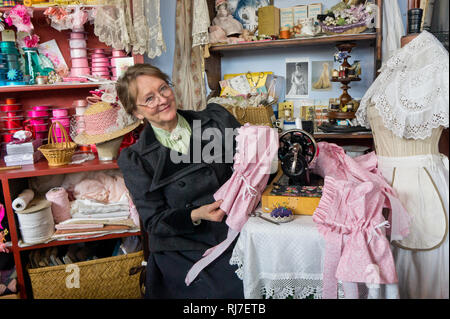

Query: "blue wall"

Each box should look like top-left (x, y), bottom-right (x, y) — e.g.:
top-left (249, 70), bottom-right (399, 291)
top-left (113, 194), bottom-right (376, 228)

top-left (147, 0), bottom-right (408, 102)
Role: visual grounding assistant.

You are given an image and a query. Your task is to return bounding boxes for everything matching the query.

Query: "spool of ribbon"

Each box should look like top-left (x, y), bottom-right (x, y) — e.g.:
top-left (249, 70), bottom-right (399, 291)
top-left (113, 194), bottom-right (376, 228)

top-left (27, 110), bottom-right (49, 118)
top-left (5, 98), bottom-right (17, 105)
top-left (32, 105), bottom-right (51, 111)
top-left (12, 189), bottom-right (35, 211)
top-left (45, 187), bottom-right (72, 224)
top-left (2, 118), bottom-right (23, 129)
top-left (0, 104), bottom-right (21, 112)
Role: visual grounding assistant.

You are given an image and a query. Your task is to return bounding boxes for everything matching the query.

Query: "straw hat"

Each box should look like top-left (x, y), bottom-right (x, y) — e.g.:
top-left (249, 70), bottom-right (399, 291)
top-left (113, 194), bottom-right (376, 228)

top-left (74, 101), bottom-right (140, 145)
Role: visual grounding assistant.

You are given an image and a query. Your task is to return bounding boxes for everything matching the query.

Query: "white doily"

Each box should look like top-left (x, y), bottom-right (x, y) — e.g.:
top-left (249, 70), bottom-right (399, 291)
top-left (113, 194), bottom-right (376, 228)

top-left (356, 30), bottom-right (449, 140)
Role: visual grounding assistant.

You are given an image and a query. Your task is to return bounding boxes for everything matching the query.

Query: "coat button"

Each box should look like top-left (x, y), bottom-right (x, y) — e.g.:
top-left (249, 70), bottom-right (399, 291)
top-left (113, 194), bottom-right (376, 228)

top-left (178, 181), bottom-right (186, 187)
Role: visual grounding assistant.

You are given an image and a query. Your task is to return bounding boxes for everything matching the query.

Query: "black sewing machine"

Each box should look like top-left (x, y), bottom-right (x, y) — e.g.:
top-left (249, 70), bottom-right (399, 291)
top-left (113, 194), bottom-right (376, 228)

top-left (277, 129), bottom-right (318, 185)
top-left (261, 129), bottom-right (323, 216)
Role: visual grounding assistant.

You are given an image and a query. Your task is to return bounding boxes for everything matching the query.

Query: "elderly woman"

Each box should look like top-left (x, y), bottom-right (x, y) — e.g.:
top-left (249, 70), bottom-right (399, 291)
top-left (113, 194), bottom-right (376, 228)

top-left (116, 64), bottom-right (244, 299)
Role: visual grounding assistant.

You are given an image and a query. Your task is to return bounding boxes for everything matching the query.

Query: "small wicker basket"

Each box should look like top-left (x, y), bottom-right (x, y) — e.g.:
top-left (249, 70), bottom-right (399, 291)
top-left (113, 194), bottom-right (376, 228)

top-left (221, 104), bottom-right (275, 127)
top-left (38, 121), bottom-right (77, 167)
top-left (320, 21), bottom-right (367, 35)
top-left (324, 26), bottom-right (367, 35)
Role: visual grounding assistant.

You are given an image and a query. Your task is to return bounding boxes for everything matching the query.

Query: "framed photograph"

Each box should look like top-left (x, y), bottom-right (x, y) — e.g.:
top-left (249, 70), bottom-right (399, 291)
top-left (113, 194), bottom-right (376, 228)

top-left (311, 60), bottom-right (333, 91)
top-left (232, 0), bottom-right (273, 32)
top-left (285, 58), bottom-right (309, 98)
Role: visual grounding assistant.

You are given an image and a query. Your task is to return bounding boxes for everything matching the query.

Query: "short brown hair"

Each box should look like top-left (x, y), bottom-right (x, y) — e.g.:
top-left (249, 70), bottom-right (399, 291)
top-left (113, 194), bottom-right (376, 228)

top-left (116, 64), bottom-right (171, 115)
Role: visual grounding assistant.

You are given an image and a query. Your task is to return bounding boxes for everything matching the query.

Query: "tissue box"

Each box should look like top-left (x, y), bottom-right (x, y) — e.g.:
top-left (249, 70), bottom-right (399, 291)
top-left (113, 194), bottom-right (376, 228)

top-left (258, 5), bottom-right (280, 36)
top-left (6, 139), bottom-right (43, 155)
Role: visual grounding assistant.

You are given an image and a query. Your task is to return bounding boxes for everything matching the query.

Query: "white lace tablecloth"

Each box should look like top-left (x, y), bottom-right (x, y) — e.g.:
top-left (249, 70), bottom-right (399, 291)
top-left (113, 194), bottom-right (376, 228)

top-left (231, 215), bottom-right (399, 299)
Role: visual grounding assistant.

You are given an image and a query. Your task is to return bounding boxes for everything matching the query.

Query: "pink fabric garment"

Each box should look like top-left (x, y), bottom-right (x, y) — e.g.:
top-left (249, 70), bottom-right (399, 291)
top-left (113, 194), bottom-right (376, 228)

top-left (310, 142), bottom-right (411, 299)
top-left (185, 124), bottom-right (279, 285)
top-left (73, 173), bottom-right (128, 203)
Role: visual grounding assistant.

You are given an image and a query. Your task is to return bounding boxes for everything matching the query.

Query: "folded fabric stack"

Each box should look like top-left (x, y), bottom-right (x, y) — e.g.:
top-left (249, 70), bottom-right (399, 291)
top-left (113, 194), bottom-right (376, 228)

top-left (49, 172), bottom-right (139, 241)
top-left (4, 138), bottom-right (42, 166)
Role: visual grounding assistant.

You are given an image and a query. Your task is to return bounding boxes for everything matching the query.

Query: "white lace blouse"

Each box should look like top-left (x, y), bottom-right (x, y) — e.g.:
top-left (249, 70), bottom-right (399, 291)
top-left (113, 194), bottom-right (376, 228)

top-left (356, 30), bottom-right (449, 140)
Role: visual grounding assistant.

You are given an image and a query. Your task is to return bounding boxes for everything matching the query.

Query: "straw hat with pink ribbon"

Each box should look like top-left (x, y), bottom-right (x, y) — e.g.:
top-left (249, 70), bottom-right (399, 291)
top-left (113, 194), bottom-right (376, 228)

top-left (73, 101), bottom-right (140, 145)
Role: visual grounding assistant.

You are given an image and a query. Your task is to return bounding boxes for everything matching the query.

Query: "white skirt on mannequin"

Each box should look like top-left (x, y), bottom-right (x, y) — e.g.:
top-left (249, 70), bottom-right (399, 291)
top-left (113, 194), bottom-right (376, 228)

top-left (367, 107), bottom-right (449, 299)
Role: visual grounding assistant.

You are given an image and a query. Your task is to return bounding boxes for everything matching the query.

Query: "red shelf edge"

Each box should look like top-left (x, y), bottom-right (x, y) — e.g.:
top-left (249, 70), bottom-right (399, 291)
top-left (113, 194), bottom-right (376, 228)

top-left (16, 231), bottom-right (141, 251)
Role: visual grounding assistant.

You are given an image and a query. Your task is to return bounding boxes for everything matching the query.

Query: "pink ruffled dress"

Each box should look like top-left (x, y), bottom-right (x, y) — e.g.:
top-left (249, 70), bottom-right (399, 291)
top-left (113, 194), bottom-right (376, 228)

top-left (311, 142), bottom-right (411, 298)
top-left (185, 124), bottom-right (279, 285)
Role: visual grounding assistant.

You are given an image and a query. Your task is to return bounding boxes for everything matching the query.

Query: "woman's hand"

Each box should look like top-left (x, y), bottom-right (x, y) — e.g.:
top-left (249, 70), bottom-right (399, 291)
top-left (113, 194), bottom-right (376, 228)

top-left (191, 200), bottom-right (226, 223)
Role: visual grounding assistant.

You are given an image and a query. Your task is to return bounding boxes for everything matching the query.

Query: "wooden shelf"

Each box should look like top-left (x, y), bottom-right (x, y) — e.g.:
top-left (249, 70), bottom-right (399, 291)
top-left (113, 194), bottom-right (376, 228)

top-left (209, 33), bottom-right (377, 52)
top-left (0, 157), bottom-right (119, 180)
top-left (314, 133), bottom-right (373, 139)
top-left (0, 82), bottom-right (108, 93)
top-left (331, 77), bottom-right (361, 82)
top-left (15, 231), bottom-right (141, 252)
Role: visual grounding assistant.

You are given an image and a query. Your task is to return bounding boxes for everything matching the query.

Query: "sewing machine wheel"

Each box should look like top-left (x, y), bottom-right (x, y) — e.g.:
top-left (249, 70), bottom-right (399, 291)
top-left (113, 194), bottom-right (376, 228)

top-left (278, 129), bottom-right (318, 179)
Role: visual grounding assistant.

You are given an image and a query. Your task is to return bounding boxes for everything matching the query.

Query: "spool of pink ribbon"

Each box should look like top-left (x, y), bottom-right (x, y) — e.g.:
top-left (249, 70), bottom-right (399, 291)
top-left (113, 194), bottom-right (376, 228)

top-left (45, 187), bottom-right (72, 224)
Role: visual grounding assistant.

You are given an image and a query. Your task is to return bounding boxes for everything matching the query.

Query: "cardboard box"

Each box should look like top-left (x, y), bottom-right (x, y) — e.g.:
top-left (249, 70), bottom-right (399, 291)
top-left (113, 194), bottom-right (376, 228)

top-left (308, 3), bottom-right (323, 20)
top-left (293, 5), bottom-right (308, 26)
top-left (258, 5), bottom-right (280, 36)
top-left (278, 101), bottom-right (294, 119)
top-left (280, 7), bottom-right (294, 29)
top-left (261, 172), bottom-right (321, 216)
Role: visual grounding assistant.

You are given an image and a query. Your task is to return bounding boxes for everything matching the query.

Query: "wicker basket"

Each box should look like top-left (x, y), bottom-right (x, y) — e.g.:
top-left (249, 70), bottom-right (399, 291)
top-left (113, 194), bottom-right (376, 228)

top-left (27, 251), bottom-right (144, 299)
top-left (320, 21), bottom-right (368, 35)
top-left (222, 104), bottom-right (275, 127)
top-left (38, 121), bottom-right (77, 166)
top-left (324, 26), bottom-right (367, 35)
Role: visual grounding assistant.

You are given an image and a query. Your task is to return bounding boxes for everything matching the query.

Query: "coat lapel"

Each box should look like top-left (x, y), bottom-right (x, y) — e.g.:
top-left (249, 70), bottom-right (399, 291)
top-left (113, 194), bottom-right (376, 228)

top-left (137, 109), bottom-right (214, 192)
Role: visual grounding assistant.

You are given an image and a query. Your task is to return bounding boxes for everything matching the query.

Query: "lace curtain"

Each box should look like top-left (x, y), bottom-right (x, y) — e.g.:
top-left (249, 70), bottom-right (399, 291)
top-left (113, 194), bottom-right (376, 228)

top-left (93, 0), bottom-right (166, 59)
top-left (172, 0), bottom-right (208, 111)
top-left (382, 0), bottom-right (404, 64)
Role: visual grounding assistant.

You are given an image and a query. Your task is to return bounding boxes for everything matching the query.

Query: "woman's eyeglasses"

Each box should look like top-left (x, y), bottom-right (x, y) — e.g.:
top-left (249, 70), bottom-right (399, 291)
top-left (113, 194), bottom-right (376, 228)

top-left (137, 83), bottom-right (173, 109)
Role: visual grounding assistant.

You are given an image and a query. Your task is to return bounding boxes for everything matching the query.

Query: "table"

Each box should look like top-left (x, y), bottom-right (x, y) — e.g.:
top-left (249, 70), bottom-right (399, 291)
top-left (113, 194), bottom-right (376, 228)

top-left (231, 213), bottom-right (399, 299)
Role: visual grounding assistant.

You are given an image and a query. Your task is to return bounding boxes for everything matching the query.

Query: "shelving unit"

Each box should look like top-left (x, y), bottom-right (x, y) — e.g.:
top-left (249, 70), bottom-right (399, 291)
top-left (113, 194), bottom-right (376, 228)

top-left (0, 4), bottom-right (144, 299)
top-left (204, 0), bottom-right (383, 146)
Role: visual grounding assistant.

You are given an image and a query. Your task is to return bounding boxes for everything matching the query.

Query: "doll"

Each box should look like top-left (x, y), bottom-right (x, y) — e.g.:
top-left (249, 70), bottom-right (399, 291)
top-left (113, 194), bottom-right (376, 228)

top-left (212, 0), bottom-right (243, 36)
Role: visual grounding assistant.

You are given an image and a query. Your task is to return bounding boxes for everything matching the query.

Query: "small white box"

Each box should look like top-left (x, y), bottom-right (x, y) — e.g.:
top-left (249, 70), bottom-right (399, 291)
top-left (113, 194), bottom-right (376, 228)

top-left (4, 151), bottom-right (42, 166)
top-left (280, 7), bottom-right (294, 28)
top-left (6, 139), bottom-right (42, 155)
top-left (293, 5), bottom-right (308, 25)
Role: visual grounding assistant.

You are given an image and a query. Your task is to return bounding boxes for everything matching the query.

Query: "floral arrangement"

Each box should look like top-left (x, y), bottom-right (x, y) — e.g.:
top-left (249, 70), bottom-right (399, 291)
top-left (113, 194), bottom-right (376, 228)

top-left (3, 4), bottom-right (34, 34)
top-left (88, 83), bottom-right (121, 105)
top-left (319, 2), bottom-right (378, 33)
top-left (20, 34), bottom-right (40, 48)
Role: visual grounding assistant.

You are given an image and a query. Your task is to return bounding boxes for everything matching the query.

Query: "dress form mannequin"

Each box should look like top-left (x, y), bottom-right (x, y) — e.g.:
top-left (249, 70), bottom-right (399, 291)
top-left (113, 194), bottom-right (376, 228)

top-left (358, 31), bottom-right (449, 299)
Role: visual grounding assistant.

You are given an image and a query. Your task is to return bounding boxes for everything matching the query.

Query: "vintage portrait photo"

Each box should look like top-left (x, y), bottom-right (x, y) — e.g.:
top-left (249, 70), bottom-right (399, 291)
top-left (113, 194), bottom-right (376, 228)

top-left (285, 58), bottom-right (309, 98)
top-left (311, 60), bottom-right (333, 91)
